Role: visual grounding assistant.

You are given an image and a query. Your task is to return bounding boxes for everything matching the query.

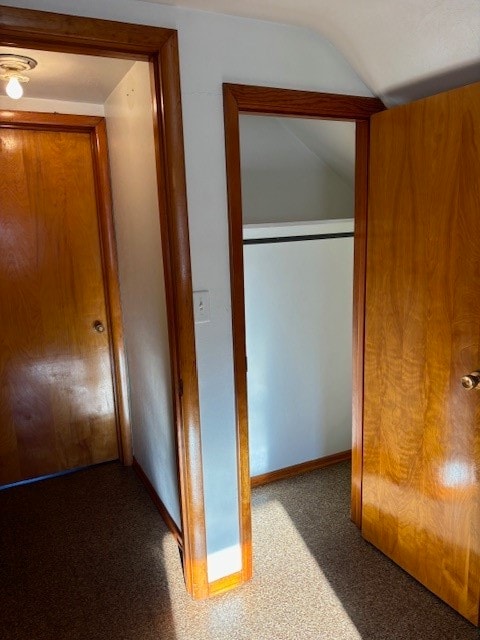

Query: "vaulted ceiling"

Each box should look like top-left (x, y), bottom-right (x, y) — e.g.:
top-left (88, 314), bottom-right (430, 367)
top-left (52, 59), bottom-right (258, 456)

top-left (146, 0), bottom-right (480, 104)
top-left (2, 2), bottom-right (478, 106)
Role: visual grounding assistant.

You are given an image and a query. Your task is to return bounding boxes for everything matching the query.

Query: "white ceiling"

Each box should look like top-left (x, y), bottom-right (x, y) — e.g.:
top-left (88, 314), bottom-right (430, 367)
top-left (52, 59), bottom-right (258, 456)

top-left (240, 116), bottom-right (355, 188)
top-left (3, 3), bottom-right (478, 105)
top-left (278, 118), bottom-right (355, 186)
top-left (143, 0), bottom-right (480, 105)
top-left (0, 47), bottom-right (135, 103)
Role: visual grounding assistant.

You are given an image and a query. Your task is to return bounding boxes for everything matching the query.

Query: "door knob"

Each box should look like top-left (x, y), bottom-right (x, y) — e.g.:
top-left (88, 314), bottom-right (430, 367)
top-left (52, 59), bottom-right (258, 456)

top-left (93, 320), bottom-right (105, 333)
top-left (461, 371), bottom-right (480, 390)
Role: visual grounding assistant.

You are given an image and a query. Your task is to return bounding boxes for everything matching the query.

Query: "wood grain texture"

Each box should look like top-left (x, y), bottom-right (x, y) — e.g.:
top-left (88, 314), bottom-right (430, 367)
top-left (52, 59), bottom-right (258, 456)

top-left (0, 8), bottom-right (207, 600)
top-left (363, 82), bottom-right (480, 624)
top-left (92, 119), bottom-right (132, 465)
top-left (207, 571), bottom-right (244, 597)
top-left (132, 457), bottom-right (183, 549)
top-left (223, 84), bottom-right (253, 586)
top-left (155, 34), bottom-right (208, 599)
top-left (251, 450), bottom-right (352, 488)
top-left (350, 120), bottom-right (371, 527)
top-left (0, 111), bottom-right (103, 130)
top-left (0, 125), bottom-right (118, 484)
top-left (223, 83), bottom-right (384, 593)
top-left (224, 84), bottom-right (385, 120)
top-left (0, 5), bottom-right (172, 58)
top-left (0, 111), bottom-right (132, 469)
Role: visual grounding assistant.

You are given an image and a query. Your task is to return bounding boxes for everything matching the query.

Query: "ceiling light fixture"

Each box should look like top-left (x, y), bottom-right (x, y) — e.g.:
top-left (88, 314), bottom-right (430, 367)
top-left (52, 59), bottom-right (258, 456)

top-left (0, 54), bottom-right (37, 100)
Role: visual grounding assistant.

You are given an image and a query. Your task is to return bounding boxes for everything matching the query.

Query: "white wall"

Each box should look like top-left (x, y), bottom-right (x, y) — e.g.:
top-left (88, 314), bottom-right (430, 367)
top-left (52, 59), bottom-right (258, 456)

top-left (244, 220), bottom-right (354, 477)
top-left (240, 116), bottom-right (354, 224)
top-left (3, 0), bottom-right (373, 583)
top-left (0, 95), bottom-right (104, 115)
top-left (175, 8), bottom-right (370, 583)
top-left (104, 61), bottom-right (181, 527)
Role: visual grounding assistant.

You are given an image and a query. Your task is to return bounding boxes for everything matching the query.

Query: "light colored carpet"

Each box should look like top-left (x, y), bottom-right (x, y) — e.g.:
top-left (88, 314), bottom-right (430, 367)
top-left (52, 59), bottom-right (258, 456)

top-left (0, 461), bottom-right (476, 639)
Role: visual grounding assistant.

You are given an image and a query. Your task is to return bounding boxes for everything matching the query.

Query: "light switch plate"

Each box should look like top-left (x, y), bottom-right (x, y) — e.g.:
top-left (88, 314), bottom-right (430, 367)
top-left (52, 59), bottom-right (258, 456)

top-left (193, 290), bottom-right (210, 323)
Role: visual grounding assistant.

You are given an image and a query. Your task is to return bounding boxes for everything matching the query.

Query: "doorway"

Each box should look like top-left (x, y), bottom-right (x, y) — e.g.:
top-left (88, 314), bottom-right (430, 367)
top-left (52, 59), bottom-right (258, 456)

top-left (0, 6), bottom-right (208, 600)
top-left (223, 83), bottom-right (384, 583)
top-left (240, 114), bottom-right (356, 486)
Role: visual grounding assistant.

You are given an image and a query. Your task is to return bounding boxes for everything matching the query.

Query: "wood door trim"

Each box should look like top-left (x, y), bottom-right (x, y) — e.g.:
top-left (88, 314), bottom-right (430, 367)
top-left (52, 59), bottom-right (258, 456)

top-left (223, 84), bottom-right (252, 585)
top-left (0, 6), bottom-right (208, 600)
top-left (224, 84), bottom-right (384, 119)
top-left (351, 119), bottom-right (370, 525)
top-left (223, 83), bottom-right (385, 588)
top-left (251, 450), bottom-right (352, 488)
top-left (0, 111), bottom-right (103, 130)
top-left (93, 118), bottom-right (132, 466)
top-left (0, 5), bottom-right (173, 57)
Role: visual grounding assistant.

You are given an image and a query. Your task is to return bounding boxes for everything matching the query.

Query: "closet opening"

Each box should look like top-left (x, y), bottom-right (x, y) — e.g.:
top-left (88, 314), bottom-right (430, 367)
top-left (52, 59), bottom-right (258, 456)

top-left (223, 83), bottom-right (384, 583)
top-left (240, 115), bottom-right (355, 489)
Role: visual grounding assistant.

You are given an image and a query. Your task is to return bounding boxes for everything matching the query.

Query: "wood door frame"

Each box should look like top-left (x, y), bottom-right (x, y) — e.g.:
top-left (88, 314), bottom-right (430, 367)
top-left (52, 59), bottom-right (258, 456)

top-left (0, 6), bottom-right (208, 600)
top-left (223, 83), bottom-right (385, 583)
top-left (0, 110), bottom-right (132, 466)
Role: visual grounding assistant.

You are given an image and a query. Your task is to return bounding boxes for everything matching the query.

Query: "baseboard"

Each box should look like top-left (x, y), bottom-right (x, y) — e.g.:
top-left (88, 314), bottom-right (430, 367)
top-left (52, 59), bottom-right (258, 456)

top-left (132, 457), bottom-right (183, 550)
top-left (251, 449), bottom-right (352, 488)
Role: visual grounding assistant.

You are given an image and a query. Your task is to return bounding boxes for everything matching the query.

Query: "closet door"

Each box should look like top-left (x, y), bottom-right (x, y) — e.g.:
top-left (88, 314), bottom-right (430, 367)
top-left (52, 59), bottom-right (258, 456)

top-left (363, 82), bottom-right (480, 624)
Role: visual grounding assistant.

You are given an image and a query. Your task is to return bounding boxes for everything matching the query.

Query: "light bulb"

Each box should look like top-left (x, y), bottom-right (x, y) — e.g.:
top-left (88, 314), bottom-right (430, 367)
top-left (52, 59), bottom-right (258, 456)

top-left (6, 76), bottom-right (23, 100)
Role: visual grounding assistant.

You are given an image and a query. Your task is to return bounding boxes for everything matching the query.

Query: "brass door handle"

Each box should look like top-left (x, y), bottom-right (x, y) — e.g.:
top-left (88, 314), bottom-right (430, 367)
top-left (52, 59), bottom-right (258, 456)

top-left (93, 320), bottom-right (105, 333)
top-left (461, 371), bottom-right (480, 390)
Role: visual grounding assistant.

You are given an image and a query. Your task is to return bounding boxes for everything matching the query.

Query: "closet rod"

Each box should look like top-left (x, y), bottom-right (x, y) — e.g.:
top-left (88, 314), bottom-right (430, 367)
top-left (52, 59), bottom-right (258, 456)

top-left (243, 231), bottom-right (354, 245)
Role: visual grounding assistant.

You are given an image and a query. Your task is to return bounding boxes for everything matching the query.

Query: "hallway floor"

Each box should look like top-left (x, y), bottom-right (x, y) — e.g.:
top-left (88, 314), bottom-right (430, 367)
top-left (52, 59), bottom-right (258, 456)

top-left (0, 462), bottom-right (476, 640)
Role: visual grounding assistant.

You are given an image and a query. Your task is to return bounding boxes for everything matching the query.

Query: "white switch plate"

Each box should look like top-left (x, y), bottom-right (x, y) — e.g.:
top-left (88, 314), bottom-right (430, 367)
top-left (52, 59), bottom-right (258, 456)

top-left (193, 290), bottom-right (210, 323)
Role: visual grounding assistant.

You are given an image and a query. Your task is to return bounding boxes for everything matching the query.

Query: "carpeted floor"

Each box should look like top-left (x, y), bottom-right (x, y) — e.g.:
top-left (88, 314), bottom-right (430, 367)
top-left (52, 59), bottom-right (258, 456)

top-left (0, 461), bottom-right (477, 640)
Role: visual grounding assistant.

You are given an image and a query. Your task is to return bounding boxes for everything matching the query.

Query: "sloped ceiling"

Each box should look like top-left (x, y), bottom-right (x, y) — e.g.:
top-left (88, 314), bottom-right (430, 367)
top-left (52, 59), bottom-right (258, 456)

top-left (278, 118), bottom-right (355, 186)
top-left (239, 115), bottom-right (355, 223)
top-left (240, 116), bottom-right (354, 185)
top-left (145, 0), bottom-right (480, 104)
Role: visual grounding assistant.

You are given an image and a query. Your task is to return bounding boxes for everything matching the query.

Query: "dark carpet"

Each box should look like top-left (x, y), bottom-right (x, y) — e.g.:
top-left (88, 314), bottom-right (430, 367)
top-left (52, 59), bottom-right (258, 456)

top-left (0, 461), bottom-right (477, 639)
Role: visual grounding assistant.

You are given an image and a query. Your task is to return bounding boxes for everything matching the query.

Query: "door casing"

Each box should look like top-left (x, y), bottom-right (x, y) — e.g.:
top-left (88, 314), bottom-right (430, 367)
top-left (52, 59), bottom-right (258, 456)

top-left (0, 5), bottom-right (208, 600)
top-left (223, 83), bottom-right (385, 587)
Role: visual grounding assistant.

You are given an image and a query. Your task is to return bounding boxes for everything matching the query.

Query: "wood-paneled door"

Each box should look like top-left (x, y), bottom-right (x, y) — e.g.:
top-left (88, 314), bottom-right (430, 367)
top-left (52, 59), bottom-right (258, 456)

top-left (0, 112), bottom-right (128, 486)
top-left (363, 82), bottom-right (480, 624)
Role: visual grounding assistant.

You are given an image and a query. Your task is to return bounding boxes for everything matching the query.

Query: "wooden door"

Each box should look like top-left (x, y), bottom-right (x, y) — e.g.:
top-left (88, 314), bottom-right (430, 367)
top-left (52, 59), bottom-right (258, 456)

top-left (363, 83), bottom-right (480, 623)
top-left (0, 123), bottom-right (119, 485)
